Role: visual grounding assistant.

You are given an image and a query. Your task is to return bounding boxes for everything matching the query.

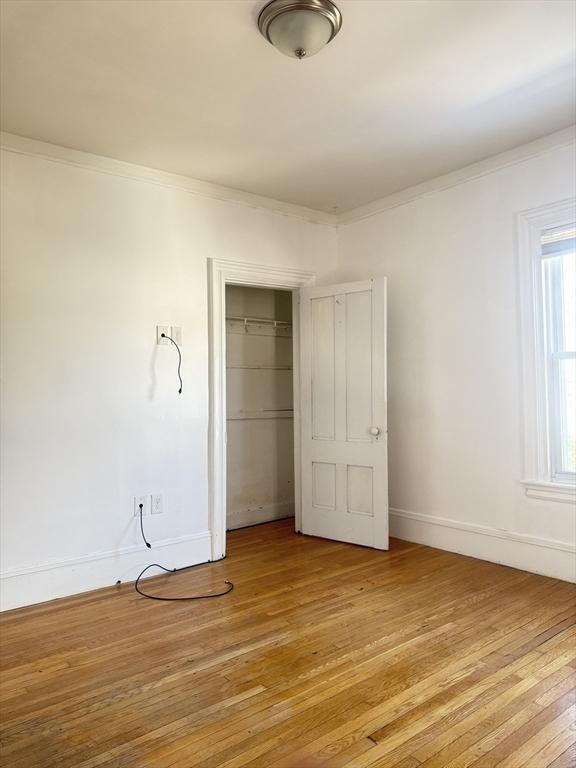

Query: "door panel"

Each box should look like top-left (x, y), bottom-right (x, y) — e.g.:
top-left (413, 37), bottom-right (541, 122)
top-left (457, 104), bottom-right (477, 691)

top-left (347, 465), bottom-right (373, 516)
top-left (311, 297), bottom-right (336, 440)
top-left (345, 290), bottom-right (373, 442)
top-left (312, 461), bottom-right (337, 510)
top-left (300, 278), bottom-right (388, 549)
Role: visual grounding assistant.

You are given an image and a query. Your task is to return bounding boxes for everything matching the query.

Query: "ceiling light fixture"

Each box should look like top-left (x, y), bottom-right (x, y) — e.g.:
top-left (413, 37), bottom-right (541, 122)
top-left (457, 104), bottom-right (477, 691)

top-left (258, 0), bottom-right (342, 60)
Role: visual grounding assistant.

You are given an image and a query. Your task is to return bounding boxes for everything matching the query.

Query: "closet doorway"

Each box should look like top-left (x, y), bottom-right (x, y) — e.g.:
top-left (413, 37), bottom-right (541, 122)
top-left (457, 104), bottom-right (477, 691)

top-left (208, 259), bottom-right (388, 561)
top-left (208, 259), bottom-right (315, 562)
top-left (225, 286), bottom-right (294, 530)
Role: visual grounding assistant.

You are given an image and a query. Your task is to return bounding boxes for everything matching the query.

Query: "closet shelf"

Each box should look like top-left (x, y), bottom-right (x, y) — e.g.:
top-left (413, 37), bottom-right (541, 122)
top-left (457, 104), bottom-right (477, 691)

top-left (226, 365), bottom-right (293, 371)
top-left (227, 409), bottom-right (294, 421)
top-left (227, 329), bottom-right (292, 338)
top-left (226, 315), bottom-right (291, 326)
top-left (226, 316), bottom-right (292, 338)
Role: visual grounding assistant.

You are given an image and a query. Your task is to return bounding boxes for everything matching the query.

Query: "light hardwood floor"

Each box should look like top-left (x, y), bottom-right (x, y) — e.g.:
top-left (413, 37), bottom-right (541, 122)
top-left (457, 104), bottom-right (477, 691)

top-left (1, 519), bottom-right (575, 768)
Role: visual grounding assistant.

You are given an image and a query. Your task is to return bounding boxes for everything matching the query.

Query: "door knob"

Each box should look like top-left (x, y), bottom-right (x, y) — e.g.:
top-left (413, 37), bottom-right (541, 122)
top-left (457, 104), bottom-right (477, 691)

top-left (369, 426), bottom-right (380, 436)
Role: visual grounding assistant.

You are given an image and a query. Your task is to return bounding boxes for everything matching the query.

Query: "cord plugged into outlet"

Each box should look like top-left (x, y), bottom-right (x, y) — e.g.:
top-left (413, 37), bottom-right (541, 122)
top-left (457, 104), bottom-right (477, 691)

top-left (134, 495), bottom-right (150, 516)
top-left (128, 327), bottom-right (231, 602)
top-left (134, 499), bottom-right (233, 602)
top-left (160, 332), bottom-right (183, 394)
top-left (139, 504), bottom-right (152, 549)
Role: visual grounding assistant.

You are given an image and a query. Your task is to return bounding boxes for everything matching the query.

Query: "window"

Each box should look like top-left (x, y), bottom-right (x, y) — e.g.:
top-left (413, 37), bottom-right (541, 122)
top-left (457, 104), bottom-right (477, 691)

top-left (541, 225), bottom-right (575, 482)
top-left (518, 200), bottom-right (576, 502)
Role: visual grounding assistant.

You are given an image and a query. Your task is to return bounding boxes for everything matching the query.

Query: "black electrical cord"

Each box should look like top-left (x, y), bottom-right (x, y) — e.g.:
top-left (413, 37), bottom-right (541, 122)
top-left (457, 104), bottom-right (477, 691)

top-left (135, 505), bottom-right (233, 601)
top-left (161, 333), bottom-right (183, 394)
top-left (135, 563), bottom-right (233, 601)
top-left (139, 504), bottom-right (152, 548)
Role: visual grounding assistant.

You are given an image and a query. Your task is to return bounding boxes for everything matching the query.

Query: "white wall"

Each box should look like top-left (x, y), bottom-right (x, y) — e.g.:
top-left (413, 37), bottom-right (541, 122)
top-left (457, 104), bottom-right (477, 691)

top-left (0, 141), bottom-right (337, 609)
top-left (337, 139), bottom-right (576, 582)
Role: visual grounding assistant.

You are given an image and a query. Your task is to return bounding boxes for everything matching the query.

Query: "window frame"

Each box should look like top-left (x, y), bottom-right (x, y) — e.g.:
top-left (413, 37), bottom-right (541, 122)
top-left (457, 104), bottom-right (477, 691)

top-left (542, 250), bottom-right (575, 483)
top-left (517, 198), bottom-right (576, 503)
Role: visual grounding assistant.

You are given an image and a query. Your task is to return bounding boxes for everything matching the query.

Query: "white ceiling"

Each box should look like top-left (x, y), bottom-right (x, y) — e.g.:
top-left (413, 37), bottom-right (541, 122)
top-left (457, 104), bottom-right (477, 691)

top-left (1, 0), bottom-right (575, 213)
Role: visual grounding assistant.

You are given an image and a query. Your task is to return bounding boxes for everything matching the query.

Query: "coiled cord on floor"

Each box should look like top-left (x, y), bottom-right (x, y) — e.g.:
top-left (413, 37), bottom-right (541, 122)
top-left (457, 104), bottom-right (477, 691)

top-left (135, 508), bottom-right (233, 601)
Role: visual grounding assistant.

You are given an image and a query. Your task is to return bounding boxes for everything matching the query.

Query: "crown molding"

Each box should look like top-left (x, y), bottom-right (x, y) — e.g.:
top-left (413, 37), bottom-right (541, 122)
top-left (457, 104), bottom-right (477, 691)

top-left (338, 126), bottom-right (576, 226)
top-left (2, 127), bottom-right (574, 229)
top-left (0, 132), bottom-right (337, 228)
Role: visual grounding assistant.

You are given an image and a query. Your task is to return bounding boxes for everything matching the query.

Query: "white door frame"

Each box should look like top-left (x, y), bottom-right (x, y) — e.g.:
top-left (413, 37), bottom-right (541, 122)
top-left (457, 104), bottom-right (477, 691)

top-left (208, 258), bottom-right (316, 561)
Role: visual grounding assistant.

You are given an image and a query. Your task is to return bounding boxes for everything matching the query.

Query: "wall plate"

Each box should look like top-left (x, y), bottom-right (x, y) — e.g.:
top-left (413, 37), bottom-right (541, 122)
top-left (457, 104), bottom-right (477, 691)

top-left (157, 325), bottom-right (170, 345)
top-left (134, 495), bottom-right (150, 516)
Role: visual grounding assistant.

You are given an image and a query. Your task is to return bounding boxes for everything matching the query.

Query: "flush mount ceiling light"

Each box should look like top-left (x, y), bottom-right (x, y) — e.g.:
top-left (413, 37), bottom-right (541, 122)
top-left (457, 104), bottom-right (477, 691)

top-left (258, 0), bottom-right (342, 60)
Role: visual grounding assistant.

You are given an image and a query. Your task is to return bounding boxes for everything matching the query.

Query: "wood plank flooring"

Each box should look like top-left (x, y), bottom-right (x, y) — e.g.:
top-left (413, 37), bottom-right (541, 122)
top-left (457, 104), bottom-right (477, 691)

top-left (1, 519), bottom-right (575, 768)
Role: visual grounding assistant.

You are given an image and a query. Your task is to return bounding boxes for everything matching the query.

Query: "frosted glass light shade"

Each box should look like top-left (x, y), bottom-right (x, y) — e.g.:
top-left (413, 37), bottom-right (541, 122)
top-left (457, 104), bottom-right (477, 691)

top-left (268, 10), bottom-right (333, 58)
top-left (258, 0), bottom-right (342, 60)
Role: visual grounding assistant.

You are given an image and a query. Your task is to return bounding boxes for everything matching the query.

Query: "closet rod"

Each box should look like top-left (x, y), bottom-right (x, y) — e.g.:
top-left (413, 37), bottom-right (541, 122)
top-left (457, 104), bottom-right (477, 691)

top-left (226, 315), bottom-right (291, 327)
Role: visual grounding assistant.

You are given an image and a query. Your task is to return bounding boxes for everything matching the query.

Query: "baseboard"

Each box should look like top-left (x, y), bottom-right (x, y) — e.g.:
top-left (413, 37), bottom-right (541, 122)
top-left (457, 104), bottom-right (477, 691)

top-left (0, 531), bottom-right (212, 611)
top-left (4, 509), bottom-right (572, 609)
top-left (227, 501), bottom-right (295, 530)
top-left (390, 508), bottom-right (576, 583)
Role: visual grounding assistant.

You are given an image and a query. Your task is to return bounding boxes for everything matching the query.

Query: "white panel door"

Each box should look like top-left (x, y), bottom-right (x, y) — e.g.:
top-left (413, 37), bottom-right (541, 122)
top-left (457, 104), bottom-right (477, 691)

top-left (299, 278), bottom-right (388, 549)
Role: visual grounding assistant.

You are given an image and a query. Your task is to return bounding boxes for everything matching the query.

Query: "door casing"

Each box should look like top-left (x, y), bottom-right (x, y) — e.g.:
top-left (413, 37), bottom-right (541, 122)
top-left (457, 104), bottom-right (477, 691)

top-left (207, 258), bottom-right (316, 561)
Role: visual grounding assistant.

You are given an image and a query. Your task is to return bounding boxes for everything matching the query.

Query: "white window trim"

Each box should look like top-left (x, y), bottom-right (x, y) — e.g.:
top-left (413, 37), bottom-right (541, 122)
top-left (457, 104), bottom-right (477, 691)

top-left (517, 198), bottom-right (576, 503)
top-left (522, 480), bottom-right (576, 504)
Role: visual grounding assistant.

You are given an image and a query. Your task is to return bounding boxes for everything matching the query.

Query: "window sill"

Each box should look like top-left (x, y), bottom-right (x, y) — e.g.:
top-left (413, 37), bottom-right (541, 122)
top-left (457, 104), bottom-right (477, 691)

top-left (522, 480), bottom-right (576, 504)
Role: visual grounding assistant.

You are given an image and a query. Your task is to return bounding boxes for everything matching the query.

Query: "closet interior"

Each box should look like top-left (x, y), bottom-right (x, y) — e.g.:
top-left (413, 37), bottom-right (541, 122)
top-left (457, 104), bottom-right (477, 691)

top-left (225, 285), bottom-right (295, 530)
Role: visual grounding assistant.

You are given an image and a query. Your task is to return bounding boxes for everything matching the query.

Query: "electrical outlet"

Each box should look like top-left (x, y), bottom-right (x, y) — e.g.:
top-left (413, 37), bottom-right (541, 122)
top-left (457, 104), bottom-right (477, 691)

top-left (170, 326), bottom-right (182, 345)
top-left (151, 494), bottom-right (163, 515)
top-left (134, 495), bottom-right (150, 517)
top-left (157, 325), bottom-right (170, 345)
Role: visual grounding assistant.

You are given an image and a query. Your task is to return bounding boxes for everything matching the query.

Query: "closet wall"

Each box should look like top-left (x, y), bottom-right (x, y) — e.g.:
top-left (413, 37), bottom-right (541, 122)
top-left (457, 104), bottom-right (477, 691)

top-left (226, 286), bottom-right (295, 529)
